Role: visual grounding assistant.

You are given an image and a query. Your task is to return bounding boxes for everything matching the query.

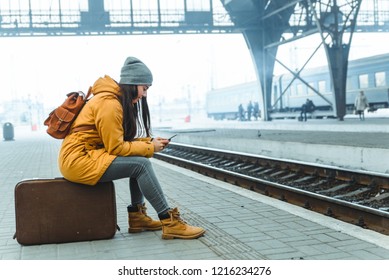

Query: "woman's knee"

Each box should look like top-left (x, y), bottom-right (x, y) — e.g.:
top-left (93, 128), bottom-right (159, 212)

top-left (135, 157), bottom-right (151, 166)
top-left (128, 157), bottom-right (152, 173)
top-left (109, 156), bottom-right (152, 177)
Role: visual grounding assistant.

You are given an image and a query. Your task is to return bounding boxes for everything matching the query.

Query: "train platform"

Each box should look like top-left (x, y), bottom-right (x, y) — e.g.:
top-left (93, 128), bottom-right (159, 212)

top-left (0, 124), bottom-right (388, 265)
top-left (154, 115), bottom-right (389, 175)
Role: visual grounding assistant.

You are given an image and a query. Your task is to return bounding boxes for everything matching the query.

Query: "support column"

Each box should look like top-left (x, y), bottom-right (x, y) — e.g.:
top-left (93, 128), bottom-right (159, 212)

top-left (88, 0), bottom-right (105, 12)
top-left (309, 0), bottom-right (362, 121)
top-left (325, 43), bottom-right (350, 121)
top-left (244, 29), bottom-right (278, 121)
top-left (81, 0), bottom-right (109, 30)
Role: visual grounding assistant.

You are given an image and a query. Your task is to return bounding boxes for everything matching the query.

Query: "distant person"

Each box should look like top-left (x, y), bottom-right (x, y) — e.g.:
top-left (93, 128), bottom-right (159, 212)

top-left (354, 90), bottom-right (369, 121)
top-left (253, 102), bottom-right (260, 120)
top-left (300, 99), bottom-right (316, 121)
top-left (238, 104), bottom-right (245, 121)
top-left (247, 101), bottom-right (254, 121)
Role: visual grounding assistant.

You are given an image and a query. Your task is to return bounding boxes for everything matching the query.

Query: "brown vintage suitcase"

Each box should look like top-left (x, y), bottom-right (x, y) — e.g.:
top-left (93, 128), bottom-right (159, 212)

top-left (14, 178), bottom-right (117, 245)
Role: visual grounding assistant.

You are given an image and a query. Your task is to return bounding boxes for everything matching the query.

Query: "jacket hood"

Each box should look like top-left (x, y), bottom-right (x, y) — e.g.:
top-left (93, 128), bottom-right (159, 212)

top-left (91, 75), bottom-right (121, 97)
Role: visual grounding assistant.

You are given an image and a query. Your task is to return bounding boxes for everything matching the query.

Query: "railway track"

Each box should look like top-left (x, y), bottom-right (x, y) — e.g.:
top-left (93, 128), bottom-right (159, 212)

top-left (154, 143), bottom-right (389, 235)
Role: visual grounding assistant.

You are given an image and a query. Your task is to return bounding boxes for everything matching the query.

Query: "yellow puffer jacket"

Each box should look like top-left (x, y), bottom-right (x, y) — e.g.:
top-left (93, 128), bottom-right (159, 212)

top-left (58, 75), bottom-right (154, 185)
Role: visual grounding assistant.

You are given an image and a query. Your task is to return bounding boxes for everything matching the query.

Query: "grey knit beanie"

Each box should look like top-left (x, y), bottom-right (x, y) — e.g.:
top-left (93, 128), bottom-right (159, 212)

top-left (119, 57), bottom-right (153, 85)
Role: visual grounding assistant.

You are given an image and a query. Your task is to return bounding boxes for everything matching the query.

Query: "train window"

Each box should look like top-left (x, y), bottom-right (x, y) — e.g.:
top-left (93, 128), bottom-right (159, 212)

top-left (318, 80), bottom-right (326, 93)
top-left (307, 82), bottom-right (315, 96)
top-left (297, 84), bottom-right (305, 96)
top-left (291, 85), bottom-right (296, 96)
top-left (346, 76), bottom-right (354, 90)
top-left (358, 74), bottom-right (369, 89)
top-left (375, 71), bottom-right (386, 87)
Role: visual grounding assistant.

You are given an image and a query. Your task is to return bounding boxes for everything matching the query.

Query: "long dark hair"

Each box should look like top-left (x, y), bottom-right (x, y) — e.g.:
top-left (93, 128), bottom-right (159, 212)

top-left (119, 84), bottom-right (151, 141)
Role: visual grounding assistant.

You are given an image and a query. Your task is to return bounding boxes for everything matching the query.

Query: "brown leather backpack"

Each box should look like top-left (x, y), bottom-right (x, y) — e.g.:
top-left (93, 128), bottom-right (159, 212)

top-left (44, 87), bottom-right (92, 139)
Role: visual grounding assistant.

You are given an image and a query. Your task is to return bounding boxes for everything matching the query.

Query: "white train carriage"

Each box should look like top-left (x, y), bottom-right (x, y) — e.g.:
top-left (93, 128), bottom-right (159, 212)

top-left (206, 54), bottom-right (389, 120)
top-left (273, 53), bottom-right (389, 118)
top-left (206, 81), bottom-right (261, 120)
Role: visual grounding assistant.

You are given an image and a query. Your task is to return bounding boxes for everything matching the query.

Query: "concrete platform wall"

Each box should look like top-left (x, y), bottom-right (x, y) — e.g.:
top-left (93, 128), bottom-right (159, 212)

top-left (176, 135), bottom-right (389, 174)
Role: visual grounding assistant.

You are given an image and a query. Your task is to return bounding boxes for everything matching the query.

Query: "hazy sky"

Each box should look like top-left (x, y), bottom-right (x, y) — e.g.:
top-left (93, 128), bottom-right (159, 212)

top-left (0, 33), bottom-right (255, 108)
top-left (1, 31), bottom-right (388, 110)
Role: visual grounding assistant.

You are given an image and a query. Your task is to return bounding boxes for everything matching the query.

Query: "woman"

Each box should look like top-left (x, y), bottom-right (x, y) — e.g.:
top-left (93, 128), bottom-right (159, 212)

top-left (58, 57), bottom-right (205, 240)
top-left (354, 91), bottom-right (369, 120)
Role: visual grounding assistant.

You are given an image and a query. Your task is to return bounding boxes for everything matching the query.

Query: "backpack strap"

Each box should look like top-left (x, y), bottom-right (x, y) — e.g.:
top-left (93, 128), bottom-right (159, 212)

top-left (71, 125), bottom-right (96, 133)
top-left (85, 86), bottom-right (93, 100)
top-left (70, 87), bottom-right (95, 134)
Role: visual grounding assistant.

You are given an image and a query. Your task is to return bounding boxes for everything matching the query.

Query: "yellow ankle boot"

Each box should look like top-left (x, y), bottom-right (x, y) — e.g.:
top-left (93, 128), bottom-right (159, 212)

top-left (128, 203), bottom-right (162, 233)
top-left (161, 208), bottom-right (205, 240)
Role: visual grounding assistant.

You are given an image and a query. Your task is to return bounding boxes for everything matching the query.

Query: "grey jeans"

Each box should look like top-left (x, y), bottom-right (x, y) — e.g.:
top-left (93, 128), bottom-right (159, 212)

top-left (99, 156), bottom-right (170, 215)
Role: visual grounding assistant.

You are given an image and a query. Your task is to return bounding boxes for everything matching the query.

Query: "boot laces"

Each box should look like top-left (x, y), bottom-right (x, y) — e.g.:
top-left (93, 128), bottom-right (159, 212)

top-left (139, 204), bottom-right (152, 220)
top-left (171, 209), bottom-right (187, 225)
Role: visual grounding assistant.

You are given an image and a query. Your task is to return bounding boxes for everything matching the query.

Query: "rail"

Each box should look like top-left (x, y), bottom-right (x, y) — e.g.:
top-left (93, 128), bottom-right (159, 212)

top-left (154, 143), bottom-right (389, 235)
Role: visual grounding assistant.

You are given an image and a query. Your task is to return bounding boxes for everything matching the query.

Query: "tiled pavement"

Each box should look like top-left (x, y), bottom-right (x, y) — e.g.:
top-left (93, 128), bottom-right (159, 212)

top-left (0, 126), bottom-right (388, 260)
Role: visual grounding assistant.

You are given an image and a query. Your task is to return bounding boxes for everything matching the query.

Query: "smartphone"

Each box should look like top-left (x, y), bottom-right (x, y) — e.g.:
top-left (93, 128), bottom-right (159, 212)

top-left (168, 134), bottom-right (177, 141)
